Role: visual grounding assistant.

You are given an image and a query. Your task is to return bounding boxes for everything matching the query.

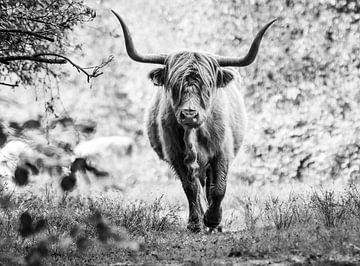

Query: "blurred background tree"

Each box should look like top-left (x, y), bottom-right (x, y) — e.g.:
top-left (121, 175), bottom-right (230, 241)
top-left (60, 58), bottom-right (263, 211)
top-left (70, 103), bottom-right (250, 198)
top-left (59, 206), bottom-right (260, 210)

top-left (0, 0), bottom-right (111, 89)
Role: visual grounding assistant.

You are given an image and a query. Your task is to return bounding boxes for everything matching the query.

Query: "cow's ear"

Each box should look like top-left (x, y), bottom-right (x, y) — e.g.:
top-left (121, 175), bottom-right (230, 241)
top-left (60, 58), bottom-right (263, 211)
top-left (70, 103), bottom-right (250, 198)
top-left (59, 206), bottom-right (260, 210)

top-left (148, 68), bottom-right (165, 86)
top-left (217, 68), bottom-right (234, 88)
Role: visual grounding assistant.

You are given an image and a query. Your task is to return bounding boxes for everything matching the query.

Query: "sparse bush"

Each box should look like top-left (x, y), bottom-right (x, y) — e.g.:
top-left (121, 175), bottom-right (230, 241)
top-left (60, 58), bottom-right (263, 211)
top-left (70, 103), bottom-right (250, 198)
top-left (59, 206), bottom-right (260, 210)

top-left (239, 197), bottom-right (263, 231)
top-left (310, 190), bottom-right (348, 227)
top-left (119, 196), bottom-right (180, 235)
top-left (291, 196), bottom-right (313, 225)
top-left (223, 210), bottom-right (240, 230)
top-left (264, 196), bottom-right (296, 230)
top-left (343, 184), bottom-right (360, 220)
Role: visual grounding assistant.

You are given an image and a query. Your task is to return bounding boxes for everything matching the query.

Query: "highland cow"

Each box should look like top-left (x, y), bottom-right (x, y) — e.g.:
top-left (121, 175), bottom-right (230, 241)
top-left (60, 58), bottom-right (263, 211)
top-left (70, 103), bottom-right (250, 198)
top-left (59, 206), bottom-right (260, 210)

top-left (112, 10), bottom-right (275, 232)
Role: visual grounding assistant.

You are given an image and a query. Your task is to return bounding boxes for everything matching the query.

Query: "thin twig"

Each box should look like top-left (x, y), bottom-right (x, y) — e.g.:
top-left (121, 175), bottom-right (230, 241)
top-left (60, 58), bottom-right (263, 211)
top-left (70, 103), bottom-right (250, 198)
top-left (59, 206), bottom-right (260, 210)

top-left (34, 53), bottom-right (114, 82)
top-left (0, 28), bottom-right (54, 42)
top-left (35, 53), bottom-right (93, 80)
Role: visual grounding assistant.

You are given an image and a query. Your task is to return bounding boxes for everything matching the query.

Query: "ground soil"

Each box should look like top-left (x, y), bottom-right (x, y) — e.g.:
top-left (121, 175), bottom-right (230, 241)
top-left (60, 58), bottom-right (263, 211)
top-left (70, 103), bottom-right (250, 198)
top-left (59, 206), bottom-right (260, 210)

top-left (39, 231), bottom-right (359, 266)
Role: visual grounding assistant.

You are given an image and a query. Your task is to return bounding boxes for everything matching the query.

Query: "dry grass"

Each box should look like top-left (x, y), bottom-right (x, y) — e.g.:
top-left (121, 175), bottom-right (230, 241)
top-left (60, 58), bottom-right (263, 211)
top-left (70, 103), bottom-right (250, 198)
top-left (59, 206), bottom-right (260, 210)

top-left (3, 172), bottom-right (360, 265)
top-left (2, 145), bottom-right (360, 265)
top-left (226, 183), bottom-right (360, 264)
top-left (0, 185), bottom-right (181, 265)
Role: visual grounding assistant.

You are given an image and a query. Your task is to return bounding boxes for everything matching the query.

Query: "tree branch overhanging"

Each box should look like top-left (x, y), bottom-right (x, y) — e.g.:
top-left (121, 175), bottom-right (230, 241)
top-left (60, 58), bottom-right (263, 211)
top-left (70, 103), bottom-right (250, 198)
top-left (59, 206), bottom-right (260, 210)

top-left (34, 53), bottom-right (114, 82)
top-left (0, 53), bottom-right (114, 83)
top-left (0, 0), bottom-right (100, 87)
top-left (0, 55), bottom-right (67, 64)
top-left (0, 82), bottom-right (19, 88)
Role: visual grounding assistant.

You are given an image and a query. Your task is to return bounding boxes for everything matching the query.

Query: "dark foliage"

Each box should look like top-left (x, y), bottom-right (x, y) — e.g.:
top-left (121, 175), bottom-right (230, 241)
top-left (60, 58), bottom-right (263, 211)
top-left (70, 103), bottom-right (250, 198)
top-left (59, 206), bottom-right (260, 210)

top-left (25, 241), bottom-right (49, 266)
top-left (0, 124), bottom-right (6, 147)
top-left (19, 212), bottom-right (33, 237)
top-left (18, 212), bottom-right (47, 238)
top-left (76, 236), bottom-right (91, 251)
top-left (22, 120), bottom-right (41, 130)
top-left (24, 162), bottom-right (40, 176)
top-left (13, 166), bottom-right (29, 186)
top-left (71, 157), bottom-right (109, 177)
top-left (70, 158), bottom-right (87, 173)
top-left (60, 173), bottom-right (76, 191)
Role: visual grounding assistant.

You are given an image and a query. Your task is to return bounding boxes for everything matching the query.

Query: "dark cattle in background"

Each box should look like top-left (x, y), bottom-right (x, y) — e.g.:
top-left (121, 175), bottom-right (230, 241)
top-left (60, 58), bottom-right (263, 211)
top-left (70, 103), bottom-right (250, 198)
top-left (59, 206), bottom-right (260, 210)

top-left (112, 10), bottom-right (275, 232)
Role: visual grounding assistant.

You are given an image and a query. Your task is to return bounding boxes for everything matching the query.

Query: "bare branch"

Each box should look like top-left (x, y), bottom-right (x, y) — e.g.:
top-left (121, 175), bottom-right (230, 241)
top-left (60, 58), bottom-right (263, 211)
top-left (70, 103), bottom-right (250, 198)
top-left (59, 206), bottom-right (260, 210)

top-left (0, 82), bottom-right (19, 88)
top-left (0, 28), bottom-right (55, 42)
top-left (34, 53), bottom-right (114, 82)
top-left (0, 52), bottom-right (113, 82)
top-left (0, 55), bottom-right (67, 64)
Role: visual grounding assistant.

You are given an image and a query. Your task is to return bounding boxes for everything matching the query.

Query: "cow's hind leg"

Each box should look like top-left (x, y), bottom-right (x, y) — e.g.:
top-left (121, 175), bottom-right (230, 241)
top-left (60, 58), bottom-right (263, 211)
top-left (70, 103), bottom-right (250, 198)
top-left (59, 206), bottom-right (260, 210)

top-left (203, 153), bottom-right (229, 230)
top-left (205, 167), bottom-right (213, 207)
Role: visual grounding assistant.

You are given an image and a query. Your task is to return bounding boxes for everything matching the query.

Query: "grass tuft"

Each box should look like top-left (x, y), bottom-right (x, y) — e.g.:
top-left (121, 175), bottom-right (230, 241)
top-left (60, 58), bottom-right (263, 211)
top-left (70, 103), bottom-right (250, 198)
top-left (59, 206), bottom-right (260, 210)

top-left (240, 197), bottom-right (262, 231)
top-left (264, 196), bottom-right (296, 230)
top-left (0, 189), bottom-right (180, 265)
top-left (310, 190), bottom-right (348, 227)
top-left (119, 196), bottom-right (180, 235)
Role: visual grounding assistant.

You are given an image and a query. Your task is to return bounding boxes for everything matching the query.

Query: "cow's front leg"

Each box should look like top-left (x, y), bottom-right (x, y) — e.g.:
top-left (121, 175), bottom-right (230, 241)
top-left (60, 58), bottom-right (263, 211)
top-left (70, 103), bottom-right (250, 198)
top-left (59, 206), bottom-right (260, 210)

top-left (176, 128), bottom-right (203, 232)
top-left (171, 160), bottom-right (203, 232)
top-left (204, 153), bottom-right (229, 230)
top-left (181, 177), bottom-right (204, 232)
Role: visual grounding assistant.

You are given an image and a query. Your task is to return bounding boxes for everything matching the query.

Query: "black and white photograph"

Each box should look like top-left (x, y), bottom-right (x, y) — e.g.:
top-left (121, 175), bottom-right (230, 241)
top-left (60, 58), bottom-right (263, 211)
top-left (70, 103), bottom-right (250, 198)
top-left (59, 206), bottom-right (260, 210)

top-left (1, 0), bottom-right (360, 265)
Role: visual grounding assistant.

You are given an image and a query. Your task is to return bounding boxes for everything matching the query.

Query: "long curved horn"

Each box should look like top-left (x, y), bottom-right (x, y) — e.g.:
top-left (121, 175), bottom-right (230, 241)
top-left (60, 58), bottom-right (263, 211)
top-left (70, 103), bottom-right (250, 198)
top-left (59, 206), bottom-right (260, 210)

top-left (215, 19), bottom-right (277, 67)
top-left (111, 10), bottom-right (167, 65)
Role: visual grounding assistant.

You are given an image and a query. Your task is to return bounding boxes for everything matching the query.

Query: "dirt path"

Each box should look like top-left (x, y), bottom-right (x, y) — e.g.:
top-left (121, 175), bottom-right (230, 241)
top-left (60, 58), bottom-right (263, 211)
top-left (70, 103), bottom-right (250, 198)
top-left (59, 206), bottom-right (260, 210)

top-left (45, 231), bottom-right (272, 265)
top-left (41, 230), bottom-right (352, 266)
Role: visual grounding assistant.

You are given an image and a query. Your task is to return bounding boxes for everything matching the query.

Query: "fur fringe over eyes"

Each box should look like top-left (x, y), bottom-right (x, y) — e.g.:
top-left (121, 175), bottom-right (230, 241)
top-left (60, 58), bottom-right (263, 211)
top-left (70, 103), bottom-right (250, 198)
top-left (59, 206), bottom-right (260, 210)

top-left (165, 52), bottom-right (219, 91)
top-left (148, 52), bottom-right (234, 91)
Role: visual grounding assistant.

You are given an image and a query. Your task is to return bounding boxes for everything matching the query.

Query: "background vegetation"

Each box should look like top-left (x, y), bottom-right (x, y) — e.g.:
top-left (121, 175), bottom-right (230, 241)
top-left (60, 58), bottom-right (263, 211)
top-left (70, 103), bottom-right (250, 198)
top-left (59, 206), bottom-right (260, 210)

top-left (1, 0), bottom-right (360, 265)
top-left (2, 0), bottom-right (360, 183)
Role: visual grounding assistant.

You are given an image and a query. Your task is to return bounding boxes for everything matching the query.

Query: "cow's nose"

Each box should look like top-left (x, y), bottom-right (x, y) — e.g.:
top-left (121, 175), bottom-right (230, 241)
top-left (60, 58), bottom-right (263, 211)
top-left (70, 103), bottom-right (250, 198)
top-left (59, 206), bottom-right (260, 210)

top-left (180, 109), bottom-right (199, 124)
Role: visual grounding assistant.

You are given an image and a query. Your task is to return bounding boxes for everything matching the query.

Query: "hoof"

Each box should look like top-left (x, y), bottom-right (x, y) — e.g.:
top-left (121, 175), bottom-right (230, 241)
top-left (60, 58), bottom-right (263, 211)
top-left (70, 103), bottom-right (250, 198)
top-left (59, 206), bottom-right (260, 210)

top-left (206, 226), bottom-right (223, 234)
top-left (204, 209), bottom-right (222, 229)
top-left (187, 223), bottom-right (202, 233)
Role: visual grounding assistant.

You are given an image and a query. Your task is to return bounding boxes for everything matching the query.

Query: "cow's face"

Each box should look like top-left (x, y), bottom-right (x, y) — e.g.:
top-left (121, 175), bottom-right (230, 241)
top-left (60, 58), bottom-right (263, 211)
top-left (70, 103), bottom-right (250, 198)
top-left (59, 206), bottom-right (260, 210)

top-left (149, 52), bottom-right (234, 128)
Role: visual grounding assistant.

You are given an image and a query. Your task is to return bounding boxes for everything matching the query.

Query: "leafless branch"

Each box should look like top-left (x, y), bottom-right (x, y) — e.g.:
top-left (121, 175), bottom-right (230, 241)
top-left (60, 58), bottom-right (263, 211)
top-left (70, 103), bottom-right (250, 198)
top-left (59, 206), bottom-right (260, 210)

top-left (0, 53), bottom-right (113, 82)
top-left (0, 28), bottom-right (55, 42)
top-left (0, 55), bottom-right (66, 64)
top-left (0, 82), bottom-right (19, 88)
top-left (34, 53), bottom-right (114, 82)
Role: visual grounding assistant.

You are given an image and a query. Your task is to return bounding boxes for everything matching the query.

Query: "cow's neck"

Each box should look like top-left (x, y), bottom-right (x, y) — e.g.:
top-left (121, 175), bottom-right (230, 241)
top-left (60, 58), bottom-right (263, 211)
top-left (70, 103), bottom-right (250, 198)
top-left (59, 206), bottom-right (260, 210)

top-left (161, 107), bottom-right (221, 168)
top-left (182, 122), bottom-right (221, 176)
top-left (183, 128), bottom-right (199, 181)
